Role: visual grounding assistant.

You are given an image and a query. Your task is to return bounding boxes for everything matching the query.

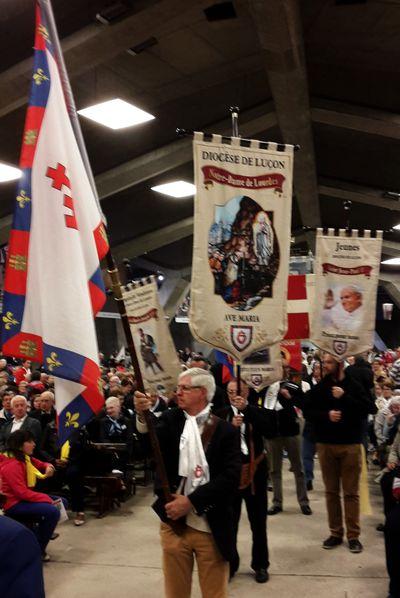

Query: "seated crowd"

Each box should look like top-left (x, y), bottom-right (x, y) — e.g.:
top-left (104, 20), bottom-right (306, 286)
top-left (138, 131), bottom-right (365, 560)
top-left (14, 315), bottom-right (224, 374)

top-left (0, 347), bottom-right (399, 597)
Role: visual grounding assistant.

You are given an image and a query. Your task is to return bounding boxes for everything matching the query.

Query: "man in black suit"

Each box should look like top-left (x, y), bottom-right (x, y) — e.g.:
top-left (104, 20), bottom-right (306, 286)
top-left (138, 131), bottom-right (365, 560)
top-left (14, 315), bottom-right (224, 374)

top-left (218, 379), bottom-right (275, 583)
top-left (135, 367), bottom-right (241, 598)
top-left (0, 395), bottom-right (42, 451)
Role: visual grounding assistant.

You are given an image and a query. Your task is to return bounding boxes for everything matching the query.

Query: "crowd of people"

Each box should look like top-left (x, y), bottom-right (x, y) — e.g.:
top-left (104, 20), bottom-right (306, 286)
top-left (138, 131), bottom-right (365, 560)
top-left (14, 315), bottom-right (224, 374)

top-left (0, 347), bottom-right (399, 597)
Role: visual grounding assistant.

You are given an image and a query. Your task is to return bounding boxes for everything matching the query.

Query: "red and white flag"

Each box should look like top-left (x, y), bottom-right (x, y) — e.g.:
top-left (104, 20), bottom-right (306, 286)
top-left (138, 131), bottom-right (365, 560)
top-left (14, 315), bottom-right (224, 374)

top-left (1, 2), bottom-right (108, 443)
top-left (284, 274), bottom-right (315, 340)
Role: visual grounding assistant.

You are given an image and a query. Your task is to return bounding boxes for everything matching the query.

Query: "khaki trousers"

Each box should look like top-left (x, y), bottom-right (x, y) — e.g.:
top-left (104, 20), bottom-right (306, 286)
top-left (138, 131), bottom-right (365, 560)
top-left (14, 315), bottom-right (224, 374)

top-left (317, 443), bottom-right (362, 540)
top-left (160, 523), bottom-right (229, 598)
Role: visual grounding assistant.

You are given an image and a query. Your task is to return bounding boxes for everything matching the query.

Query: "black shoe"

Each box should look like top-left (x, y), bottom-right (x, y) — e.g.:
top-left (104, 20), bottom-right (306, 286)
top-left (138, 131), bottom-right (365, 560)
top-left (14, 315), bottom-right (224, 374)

top-left (322, 536), bottom-right (343, 549)
top-left (267, 506), bottom-right (282, 515)
top-left (306, 480), bottom-right (313, 491)
top-left (348, 539), bottom-right (363, 553)
top-left (301, 505), bottom-right (312, 516)
top-left (376, 523), bottom-right (385, 532)
top-left (255, 568), bottom-right (269, 583)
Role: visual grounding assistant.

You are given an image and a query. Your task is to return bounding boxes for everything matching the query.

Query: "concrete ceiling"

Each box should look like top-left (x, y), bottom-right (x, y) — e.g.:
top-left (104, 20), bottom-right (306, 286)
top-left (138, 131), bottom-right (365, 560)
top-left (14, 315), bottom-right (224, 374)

top-left (1, 0), bottom-right (400, 278)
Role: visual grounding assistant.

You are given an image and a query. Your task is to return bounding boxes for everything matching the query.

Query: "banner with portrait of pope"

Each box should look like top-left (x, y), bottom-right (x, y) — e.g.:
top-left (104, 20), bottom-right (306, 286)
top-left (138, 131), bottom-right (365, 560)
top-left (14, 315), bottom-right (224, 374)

top-left (311, 228), bottom-right (382, 360)
top-left (190, 132), bottom-right (294, 362)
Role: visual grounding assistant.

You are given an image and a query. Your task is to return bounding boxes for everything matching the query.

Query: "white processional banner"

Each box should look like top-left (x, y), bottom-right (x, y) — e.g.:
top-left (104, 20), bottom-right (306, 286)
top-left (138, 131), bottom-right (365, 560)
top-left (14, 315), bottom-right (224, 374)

top-left (239, 343), bottom-right (283, 392)
top-left (190, 133), bottom-right (294, 362)
top-left (123, 278), bottom-right (181, 396)
top-left (311, 228), bottom-right (382, 360)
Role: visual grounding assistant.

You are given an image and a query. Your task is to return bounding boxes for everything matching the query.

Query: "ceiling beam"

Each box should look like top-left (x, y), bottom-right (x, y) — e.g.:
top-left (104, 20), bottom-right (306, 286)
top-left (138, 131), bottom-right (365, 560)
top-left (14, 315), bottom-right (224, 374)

top-left (311, 100), bottom-right (400, 140)
top-left (111, 217), bottom-right (193, 263)
top-left (0, 0), bottom-right (207, 118)
top-left (319, 178), bottom-right (400, 212)
top-left (248, 0), bottom-right (321, 229)
top-left (96, 102), bottom-right (277, 200)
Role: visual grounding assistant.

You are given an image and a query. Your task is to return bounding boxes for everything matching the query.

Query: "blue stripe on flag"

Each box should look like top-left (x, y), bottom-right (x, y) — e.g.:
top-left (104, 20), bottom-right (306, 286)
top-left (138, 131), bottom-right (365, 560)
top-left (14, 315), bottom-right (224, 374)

top-left (90, 265), bottom-right (106, 294)
top-left (58, 394), bottom-right (94, 445)
top-left (30, 50), bottom-right (51, 108)
top-left (13, 170), bottom-right (32, 232)
top-left (1, 292), bottom-right (26, 343)
top-left (43, 344), bottom-right (86, 383)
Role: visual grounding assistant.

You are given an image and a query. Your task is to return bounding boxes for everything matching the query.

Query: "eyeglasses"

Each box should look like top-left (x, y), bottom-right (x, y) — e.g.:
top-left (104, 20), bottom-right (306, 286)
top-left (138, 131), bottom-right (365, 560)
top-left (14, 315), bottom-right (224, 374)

top-left (176, 384), bottom-right (202, 393)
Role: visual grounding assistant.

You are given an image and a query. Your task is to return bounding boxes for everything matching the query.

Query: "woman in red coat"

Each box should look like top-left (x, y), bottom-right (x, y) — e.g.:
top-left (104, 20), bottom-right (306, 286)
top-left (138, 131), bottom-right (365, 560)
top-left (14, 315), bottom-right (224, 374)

top-left (0, 429), bottom-right (63, 560)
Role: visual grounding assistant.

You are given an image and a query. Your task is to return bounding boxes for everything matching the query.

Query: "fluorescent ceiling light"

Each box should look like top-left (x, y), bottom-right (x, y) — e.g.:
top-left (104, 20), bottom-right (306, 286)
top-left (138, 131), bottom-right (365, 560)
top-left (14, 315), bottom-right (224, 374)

top-left (151, 180), bottom-right (196, 198)
top-left (77, 99), bottom-right (154, 130)
top-left (0, 163), bottom-right (21, 183)
top-left (393, 223), bottom-right (400, 230)
top-left (381, 257), bottom-right (400, 265)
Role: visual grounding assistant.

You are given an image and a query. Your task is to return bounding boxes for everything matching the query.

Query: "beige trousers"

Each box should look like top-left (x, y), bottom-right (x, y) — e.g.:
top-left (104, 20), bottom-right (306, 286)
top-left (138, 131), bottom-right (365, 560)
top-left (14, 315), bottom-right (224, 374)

top-left (160, 523), bottom-right (229, 598)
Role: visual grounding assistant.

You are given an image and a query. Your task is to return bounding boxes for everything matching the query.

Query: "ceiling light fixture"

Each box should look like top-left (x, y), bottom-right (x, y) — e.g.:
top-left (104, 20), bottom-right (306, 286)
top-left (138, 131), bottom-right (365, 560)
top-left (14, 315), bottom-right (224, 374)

top-left (0, 163), bottom-right (21, 183)
top-left (381, 257), bottom-right (400, 265)
top-left (78, 99), bottom-right (154, 130)
top-left (151, 180), bottom-right (196, 198)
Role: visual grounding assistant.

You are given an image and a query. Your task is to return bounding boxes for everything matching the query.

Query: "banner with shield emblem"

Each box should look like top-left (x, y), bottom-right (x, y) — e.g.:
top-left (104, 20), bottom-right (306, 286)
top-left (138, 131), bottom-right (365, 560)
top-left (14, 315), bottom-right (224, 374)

top-left (190, 132), bottom-right (294, 362)
top-left (239, 343), bottom-right (283, 392)
top-left (311, 228), bottom-right (382, 360)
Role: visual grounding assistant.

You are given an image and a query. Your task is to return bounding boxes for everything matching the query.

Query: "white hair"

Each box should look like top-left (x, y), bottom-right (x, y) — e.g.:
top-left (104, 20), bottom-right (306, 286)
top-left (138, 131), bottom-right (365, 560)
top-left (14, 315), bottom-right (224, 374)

top-left (178, 367), bottom-right (216, 402)
top-left (10, 395), bottom-right (28, 407)
top-left (106, 396), bottom-right (120, 408)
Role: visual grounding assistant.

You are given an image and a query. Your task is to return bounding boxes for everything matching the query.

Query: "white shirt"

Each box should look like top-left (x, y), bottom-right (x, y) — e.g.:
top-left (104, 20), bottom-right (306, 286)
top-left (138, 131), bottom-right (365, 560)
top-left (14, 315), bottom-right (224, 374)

top-left (11, 415), bottom-right (28, 433)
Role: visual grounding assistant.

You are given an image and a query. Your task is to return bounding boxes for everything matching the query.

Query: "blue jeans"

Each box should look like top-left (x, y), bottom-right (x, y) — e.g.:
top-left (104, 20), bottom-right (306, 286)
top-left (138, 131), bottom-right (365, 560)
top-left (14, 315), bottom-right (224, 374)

top-left (6, 496), bottom-right (66, 553)
top-left (302, 436), bottom-right (316, 483)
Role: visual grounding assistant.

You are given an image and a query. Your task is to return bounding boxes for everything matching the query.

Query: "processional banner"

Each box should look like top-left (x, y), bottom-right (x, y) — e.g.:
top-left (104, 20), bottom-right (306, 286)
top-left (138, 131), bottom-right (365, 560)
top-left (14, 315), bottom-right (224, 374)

top-left (239, 343), bottom-right (283, 392)
top-left (123, 278), bottom-right (181, 396)
top-left (311, 229), bottom-right (382, 360)
top-left (190, 133), bottom-right (294, 362)
top-left (1, 2), bottom-right (108, 443)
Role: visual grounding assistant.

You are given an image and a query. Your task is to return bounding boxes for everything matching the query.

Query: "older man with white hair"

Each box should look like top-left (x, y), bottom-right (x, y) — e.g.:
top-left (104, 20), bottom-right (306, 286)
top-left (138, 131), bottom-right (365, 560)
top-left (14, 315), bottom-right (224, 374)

top-left (329, 285), bottom-right (364, 331)
top-left (0, 395), bottom-right (42, 450)
top-left (135, 367), bottom-right (241, 598)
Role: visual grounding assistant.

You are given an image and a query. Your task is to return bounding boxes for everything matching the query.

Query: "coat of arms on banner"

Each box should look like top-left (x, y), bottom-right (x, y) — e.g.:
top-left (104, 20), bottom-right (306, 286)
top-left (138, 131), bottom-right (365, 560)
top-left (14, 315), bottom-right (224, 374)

top-left (333, 340), bottom-right (347, 356)
top-left (208, 196), bottom-right (280, 311)
top-left (231, 325), bottom-right (253, 352)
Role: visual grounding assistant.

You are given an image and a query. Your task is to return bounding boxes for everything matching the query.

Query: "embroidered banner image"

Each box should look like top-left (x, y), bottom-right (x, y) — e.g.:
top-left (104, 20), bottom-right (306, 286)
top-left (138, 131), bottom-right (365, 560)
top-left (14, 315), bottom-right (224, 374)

top-left (311, 229), bottom-right (382, 360)
top-left (190, 133), bottom-right (294, 361)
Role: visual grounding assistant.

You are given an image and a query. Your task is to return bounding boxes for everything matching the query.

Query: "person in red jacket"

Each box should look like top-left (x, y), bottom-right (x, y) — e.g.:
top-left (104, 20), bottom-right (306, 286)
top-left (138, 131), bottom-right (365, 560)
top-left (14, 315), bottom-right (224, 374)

top-left (0, 429), bottom-right (62, 560)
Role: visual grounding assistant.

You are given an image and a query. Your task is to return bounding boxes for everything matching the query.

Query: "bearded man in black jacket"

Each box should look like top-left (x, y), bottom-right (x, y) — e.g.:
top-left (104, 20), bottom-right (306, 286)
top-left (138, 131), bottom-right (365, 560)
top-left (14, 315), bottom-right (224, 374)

top-left (304, 353), bottom-right (377, 554)
top-left (135, 367), bottom-right (241, 598)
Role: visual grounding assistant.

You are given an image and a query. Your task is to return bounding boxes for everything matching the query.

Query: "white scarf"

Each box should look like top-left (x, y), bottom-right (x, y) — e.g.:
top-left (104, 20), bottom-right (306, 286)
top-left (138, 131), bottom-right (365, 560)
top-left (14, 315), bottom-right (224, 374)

top-left (178, 405), bottom-right (211, 496)
top-left (231, 405), bottom-right (249, 455)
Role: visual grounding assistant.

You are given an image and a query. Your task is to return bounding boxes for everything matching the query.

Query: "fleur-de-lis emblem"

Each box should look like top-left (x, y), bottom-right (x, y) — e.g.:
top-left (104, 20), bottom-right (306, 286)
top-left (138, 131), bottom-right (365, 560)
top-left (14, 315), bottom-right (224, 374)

top-left (38, 24), bottom-right (50, 42)
top-left (24, 130), bottom-right (38, 146)
top-left (2, 311), bottom-right (18, 330)
top-left (46, 352), bottom-right (62, 372)
top-left (65, 411), bottom-right (80, 428)
top-left (16, 190), bottom-right (31, 209)
top-left (33, 68), bottom-right (49, 86)
top-left (19, 340), bottom-right (38, 358)
top-left (9, 254), bottom-right (27, 271)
